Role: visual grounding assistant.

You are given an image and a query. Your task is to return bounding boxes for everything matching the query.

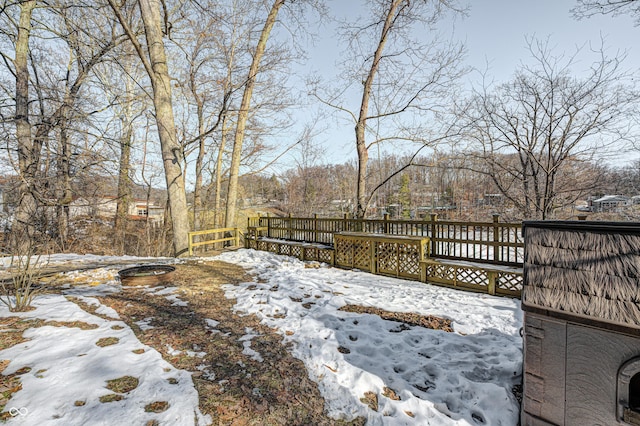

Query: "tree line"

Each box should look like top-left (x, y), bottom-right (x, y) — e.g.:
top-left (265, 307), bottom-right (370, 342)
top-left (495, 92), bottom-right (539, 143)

top-left (1, 0), bottom-right (639, 257)
top-left (252, 152), bottom-right (640, 221)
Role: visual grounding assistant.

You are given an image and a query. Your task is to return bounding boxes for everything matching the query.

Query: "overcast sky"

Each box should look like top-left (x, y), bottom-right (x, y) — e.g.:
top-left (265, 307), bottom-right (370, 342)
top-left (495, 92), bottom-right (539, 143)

top-left (285, 0), bottom-right (639, 167)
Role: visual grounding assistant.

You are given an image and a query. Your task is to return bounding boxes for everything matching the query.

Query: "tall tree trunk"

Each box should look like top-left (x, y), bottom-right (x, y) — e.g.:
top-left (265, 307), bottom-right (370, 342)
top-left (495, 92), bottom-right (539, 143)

top-left (192, 95), bottom-right (205, 231)
top-left (214, 115), bottom-right (229, 228)
top-left (225, 0), bottom-right (285, 228)
top-left (115, 120), bottom-right (133, 253)
top-left (137, 0), bottom-right (190, 256)
top-left (12, 0), bottom-right (37, 251)
top-left (56, 123), bottom-right (72, 248)
top-left (355, 0), bottom-right (403, 218)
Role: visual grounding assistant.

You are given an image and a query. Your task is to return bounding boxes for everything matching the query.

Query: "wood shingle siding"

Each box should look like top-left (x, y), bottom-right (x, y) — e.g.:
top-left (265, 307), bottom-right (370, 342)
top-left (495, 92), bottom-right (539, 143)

top-left (523, 221), bottom-right (640, 328)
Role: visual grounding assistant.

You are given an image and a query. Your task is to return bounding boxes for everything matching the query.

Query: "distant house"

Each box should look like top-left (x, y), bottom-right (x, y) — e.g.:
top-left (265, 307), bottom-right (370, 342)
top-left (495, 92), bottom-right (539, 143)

top-left (415, 205), bottom-right (456, 219)
top-left (480, 193), bottom-right (504, 207)
top-left (130, 201), bottom-right (165, 222)
top-left (67, 196), bottom-right (164, 223)
top-left (590, 195), bottom-right (630, 212)
top-left (328, 199), bottom-right (353, 214)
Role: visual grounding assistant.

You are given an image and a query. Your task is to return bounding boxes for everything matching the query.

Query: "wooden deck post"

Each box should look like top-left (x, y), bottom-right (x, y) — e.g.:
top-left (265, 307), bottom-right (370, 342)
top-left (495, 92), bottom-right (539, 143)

top-left (246, 217), bottom-right (251, 248)
top-left (493, 214), bottom-right (501, 263)
top-left (487, 271), bottom-right (497, 295)
top-left (430, 214), bottom-right (438, 257)
top-left (265, 212), bottom-right (270, 239)
top-left (314, 213), bottom-right (319, 243)
top-left (234, 228), bottom-right (240, 247)
top-left (384, 213), bottom-right (390, 234)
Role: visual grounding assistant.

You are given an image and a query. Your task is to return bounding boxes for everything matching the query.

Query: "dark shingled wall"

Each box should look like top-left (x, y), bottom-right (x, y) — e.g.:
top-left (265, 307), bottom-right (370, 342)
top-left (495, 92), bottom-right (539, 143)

top-left (523, 221), bottom-right (640, 327)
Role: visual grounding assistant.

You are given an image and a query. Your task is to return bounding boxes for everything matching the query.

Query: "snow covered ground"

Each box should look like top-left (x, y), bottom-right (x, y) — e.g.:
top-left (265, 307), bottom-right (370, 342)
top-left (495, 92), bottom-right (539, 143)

top-left (0, 250), bottom-right (523, 425)
top-left (0, 272), bottom-right (209, 425)
top-left (215, 249), bottom-right (523, 426)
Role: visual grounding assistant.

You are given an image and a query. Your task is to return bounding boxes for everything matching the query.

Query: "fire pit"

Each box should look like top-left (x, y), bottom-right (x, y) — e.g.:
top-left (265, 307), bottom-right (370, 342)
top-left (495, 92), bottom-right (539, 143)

top-left (117, 265), bottom-right (176, 286)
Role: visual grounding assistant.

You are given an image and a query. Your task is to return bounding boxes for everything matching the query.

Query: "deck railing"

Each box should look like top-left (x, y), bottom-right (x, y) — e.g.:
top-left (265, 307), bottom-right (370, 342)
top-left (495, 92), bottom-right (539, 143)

top-left (188, 227), bottom-right (241, 256)
top-left (248, 214), bottom-right (523, 267)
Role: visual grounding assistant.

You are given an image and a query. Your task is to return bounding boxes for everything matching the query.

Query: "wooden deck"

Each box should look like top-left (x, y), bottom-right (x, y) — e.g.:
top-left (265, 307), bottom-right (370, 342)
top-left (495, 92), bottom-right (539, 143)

top-left (245, 218), bottom-right (523, 297)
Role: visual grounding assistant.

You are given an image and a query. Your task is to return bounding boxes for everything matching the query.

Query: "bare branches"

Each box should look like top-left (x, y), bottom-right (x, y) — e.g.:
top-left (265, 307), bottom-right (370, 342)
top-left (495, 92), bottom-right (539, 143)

top-left (458, 38), bottom-right (639, 219)
top-left (333, 0), bottom-right (467, 217)
top-left (572, 0), bottom-right (640, 24)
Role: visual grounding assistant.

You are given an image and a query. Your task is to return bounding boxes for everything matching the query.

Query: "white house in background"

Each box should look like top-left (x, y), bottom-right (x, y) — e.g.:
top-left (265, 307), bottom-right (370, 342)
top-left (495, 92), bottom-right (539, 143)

top-left (68, 196), bottom-right (164, 223)
top-left (130, 200), bottom-right (164, 222)
top-left (590, 195), bottom-right (631, 212)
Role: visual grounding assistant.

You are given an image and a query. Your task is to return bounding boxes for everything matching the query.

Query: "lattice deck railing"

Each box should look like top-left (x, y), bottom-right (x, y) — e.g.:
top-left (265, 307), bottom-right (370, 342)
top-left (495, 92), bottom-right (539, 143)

top-left (245, 215), bottom-right (524, 297)
top-left (248, 214), bottom-right (523, 267)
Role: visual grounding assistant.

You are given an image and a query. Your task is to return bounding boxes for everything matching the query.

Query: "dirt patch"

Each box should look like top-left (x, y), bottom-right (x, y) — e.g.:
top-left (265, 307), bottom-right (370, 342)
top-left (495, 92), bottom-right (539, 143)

top-left (95, 337), bottom-right (119, 347)
top-left (338, 304), bottom-right (453, 332)
top-left (105, 376), bottom-right (139, 393)
top-left (0, 360), bottom-right (22, 420)
top-left (99, 394), bottom-right (123, 403)
top-left (94, 260), bottom-right (365, 426)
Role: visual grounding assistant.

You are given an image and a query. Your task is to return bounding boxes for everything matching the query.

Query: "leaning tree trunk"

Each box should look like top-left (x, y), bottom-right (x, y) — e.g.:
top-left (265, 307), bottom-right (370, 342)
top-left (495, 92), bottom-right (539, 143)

top-left (137, 0), bottom-right (190, 256)
top-left (213, 115), bottom-right (229, 228)
top-left (225, 0), bottom-right (285, 228)
top-left (354, 0), bottom-right (403, 219)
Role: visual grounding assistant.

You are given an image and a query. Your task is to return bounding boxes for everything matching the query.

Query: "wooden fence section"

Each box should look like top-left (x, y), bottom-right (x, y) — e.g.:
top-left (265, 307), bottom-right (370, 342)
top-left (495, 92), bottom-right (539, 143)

top-left (188, 227), bottom-right (241, 256)
top-left (421, 259), bottom-right (522, 297)
top-left (334, 232), bottom-right (430, 280)
top-left (248, 214), bottom-right (523, 266)
top-left (247, 238), bottom-right (335, 265)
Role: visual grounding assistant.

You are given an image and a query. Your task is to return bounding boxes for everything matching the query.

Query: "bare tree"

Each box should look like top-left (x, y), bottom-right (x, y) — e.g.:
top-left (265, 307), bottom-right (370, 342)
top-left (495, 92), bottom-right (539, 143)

top-left (224, 0), bottom-right (285, 228)
top-left (171, 0), bottom-right (241, 231)
top-left (45, 1), bottom-right (123, 246)
top-left (93, 40), bottom-right (149, 253)
top-left (108, 0), bottom-right (190, 256)
top-left (10, 0), bottom-right (37, 251)
top-left (573, 0), bottom-right (640, 23)
top-left (2, 0), bottom-right (124, 251)
top-left (459, 38), bottom-right (639, 220)
top-left (313, 0), bottom-right (466, 218)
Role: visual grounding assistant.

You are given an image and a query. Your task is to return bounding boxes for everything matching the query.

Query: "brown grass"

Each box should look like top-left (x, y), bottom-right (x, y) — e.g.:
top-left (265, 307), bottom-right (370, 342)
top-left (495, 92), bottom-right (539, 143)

top-left (0, 317), bottom-right (100, 417)
top-left (339, 304), bottom-right (453, 332)
top-left (99, 394), bottom-right (123, 403)
top-left (0, 260), bottom-right (365, 425)
top-left (105, 376), bottom-right (139, 393)
top-left (93, 260), bottom-right (365, 425)
top-left (144, 401), bottom-right (169, 413)
top-left (95, 337), bottom-right (119, 347)
top-left (0, 360), bottom-right (22, 420)
top-left (359, 391), bottom-right (378, 412)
